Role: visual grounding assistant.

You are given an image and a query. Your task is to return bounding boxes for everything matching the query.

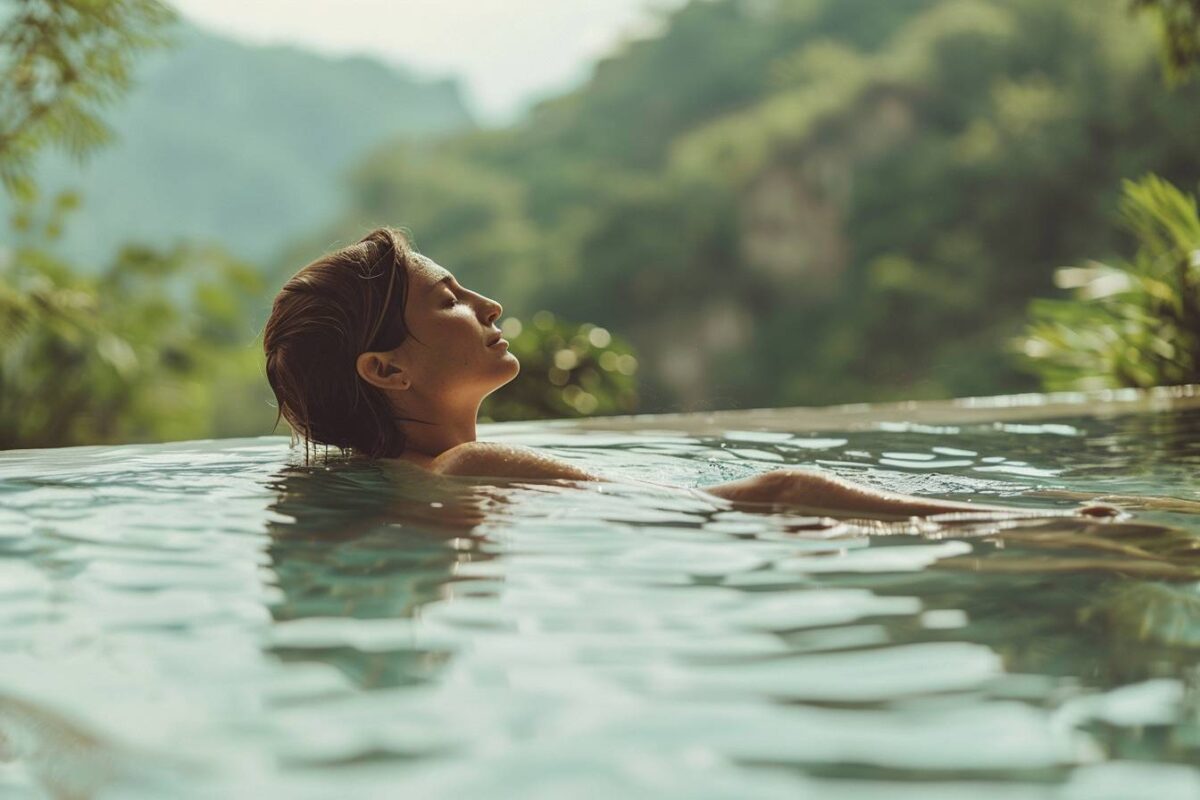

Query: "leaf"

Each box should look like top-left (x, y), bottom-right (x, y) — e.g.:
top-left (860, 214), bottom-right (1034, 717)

top-left (1020, 174), bottom-right (1200, 390)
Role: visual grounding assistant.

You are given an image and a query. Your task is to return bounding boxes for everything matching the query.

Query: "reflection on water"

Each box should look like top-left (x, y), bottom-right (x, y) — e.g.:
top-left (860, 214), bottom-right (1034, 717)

top-left (0, 404), bottom-right (1199, 797)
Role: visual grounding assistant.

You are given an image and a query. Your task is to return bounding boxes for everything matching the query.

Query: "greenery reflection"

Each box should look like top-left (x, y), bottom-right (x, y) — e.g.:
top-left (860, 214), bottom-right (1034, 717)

top-left (263, 457), bottom-right (507, 688)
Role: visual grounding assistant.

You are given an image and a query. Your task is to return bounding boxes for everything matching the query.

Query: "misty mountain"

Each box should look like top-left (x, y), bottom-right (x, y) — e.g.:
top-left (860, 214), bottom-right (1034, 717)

top-left (21, 23), bottom-right (474, 266)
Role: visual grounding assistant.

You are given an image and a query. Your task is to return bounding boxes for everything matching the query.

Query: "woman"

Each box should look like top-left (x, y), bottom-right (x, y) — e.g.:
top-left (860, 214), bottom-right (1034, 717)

top-left (263, 227), bottom-right (1115, 519)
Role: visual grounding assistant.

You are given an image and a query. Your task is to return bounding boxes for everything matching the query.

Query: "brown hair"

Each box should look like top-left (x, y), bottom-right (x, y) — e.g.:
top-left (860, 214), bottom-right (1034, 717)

top-left (263, 226), bottom-right (418, 458)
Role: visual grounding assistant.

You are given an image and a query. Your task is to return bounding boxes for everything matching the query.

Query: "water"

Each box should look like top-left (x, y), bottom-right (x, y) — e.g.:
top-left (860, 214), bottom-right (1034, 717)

top-left (2, 391), bottom-right (1199, 798)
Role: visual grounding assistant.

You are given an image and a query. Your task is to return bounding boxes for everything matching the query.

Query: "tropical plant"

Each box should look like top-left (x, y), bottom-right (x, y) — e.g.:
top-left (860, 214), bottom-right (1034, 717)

top-left (0, 0), bottom-right (175, 198)
top-left (481, 312), bottom-right (639, 422)
top-left (1019, 175), bottom-right (1200, 390)
top-left (1, 196), bottom-right (273, 448)
top-left (315, 0), bottom-right (1200, 411)
top-left (1132, 0), bottom-right (1200, 80)
top-left (0, 0), bottom-right (287, 449)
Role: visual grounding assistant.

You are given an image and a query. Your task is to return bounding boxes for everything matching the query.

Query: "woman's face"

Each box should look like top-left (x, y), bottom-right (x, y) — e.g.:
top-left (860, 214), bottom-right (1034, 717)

top-left (392, 254), bottom-right (519, 406)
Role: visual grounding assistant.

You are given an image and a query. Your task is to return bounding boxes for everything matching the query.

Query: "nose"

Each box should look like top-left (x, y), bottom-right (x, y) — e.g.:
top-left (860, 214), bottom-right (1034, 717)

top-left (478, 293), bottom-right (502, 325)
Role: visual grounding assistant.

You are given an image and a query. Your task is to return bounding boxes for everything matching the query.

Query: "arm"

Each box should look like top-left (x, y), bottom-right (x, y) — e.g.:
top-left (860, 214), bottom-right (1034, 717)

top-left (432, 443), bottom-right (1116, 518)
top-left (703, 469), bottom-right (1119, 518)
top-left (1027, 487), bottom-right (1200, 514)
top-left (701, 468), bottom-right (1013, 517)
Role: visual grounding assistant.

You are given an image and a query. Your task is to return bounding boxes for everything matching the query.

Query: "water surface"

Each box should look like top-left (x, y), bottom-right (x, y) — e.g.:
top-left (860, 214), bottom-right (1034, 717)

top-left (2, 391), bottom-right (1199, 798)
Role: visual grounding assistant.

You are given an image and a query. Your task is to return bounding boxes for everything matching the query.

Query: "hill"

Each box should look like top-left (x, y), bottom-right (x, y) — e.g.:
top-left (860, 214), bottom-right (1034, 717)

top-left (305, 0), bottom-right (1200, 411)
top-left (17, 23), bottom-right (474, 266)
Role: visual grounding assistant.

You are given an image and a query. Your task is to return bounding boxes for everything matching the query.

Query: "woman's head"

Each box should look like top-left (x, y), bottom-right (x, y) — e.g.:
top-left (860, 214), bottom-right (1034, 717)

top-left (263, 227), bottom-right (518, 457)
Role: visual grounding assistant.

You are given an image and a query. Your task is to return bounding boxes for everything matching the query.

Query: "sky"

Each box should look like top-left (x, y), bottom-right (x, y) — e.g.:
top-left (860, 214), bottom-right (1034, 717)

top-left (171, 0), bottom-right (690, 125)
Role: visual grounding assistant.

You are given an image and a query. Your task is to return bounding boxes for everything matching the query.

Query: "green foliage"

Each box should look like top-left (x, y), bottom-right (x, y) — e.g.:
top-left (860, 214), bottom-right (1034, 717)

top-left (1, 192), bottom-right (274, 449)
top-left (0, 0), bottom-right (632, 449)
top-left (314, 0), bottom-right (1200, 412)
top-left (1020, 175), bottom-right (1200, 390)
top-left (7, 0), bottom-right (1200, 449)
top-left (0, 0), bottom-right (175, 198)
top-left (481, 313), bottom-right (639, 422)
top-left (10, 23), bottom-right (475, 266)
top-left (0, 0), bottom-right (279, 450)
top-left (1132, 0), bottom-right (1200, 80)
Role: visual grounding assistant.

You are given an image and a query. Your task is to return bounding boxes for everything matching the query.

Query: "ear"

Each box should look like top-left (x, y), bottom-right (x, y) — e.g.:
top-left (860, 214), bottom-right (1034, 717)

top-left (355, 350), bottom-right (411, 391)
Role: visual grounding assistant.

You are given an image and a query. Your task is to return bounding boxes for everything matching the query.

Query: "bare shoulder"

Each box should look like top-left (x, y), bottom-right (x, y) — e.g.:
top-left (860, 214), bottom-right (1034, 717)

top-left (430, 441), bottom-right (598, 481)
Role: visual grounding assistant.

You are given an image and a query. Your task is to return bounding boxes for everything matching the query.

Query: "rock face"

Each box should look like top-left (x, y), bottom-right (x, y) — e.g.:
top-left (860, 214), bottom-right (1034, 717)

top-left (17, 24), bottom-right (475, 268)
top-left (740, 164), bottom-right (849, 294)
top-left (642, 90), bottom-right (918, 410)
top-left (649, 299), bottom-right (756, 412)
top-left (739, 90), bottom-right (915, 298)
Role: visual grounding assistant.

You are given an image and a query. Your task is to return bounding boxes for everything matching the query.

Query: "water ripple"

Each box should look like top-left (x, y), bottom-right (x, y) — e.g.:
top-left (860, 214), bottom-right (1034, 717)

top-left (0, 412), bottom-right (1198, 797)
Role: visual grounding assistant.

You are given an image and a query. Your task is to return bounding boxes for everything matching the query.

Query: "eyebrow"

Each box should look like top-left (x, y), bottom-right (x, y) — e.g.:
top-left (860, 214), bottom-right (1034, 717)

top-left (426, 275), bottom-right (454, 295)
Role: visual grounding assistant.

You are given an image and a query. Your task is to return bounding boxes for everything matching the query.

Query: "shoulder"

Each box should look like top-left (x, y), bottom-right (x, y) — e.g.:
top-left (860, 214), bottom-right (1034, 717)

top-left (430, 441), bottom-right (598, 481)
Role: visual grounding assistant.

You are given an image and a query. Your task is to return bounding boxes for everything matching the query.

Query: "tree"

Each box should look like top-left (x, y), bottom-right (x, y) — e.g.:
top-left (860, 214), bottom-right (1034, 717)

top-left (1132, 0), bottom-right (1200, 80)
top-left (0, 1), bottom-right (276, 449)
top-left (480, 312), bottom-right (639, 422)
top-left (0, 0), bottom-right (174, 198)
top-left (1019, 175), bottom-right (1200, 390)
top-left (2, 205), bottom-right (272, 448)
top-left (327, 0), bottom-right (1200, 410)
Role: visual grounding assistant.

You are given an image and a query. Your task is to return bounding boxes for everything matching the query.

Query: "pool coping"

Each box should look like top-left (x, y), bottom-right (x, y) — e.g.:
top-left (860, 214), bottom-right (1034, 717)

top-left (3, 385), bottom-right (1197, 455)
top-left (517, 384), bottom-right (1200, 435)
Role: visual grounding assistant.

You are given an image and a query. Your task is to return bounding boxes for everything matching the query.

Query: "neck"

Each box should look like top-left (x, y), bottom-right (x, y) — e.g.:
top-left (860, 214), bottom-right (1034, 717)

top-left (396, 394), bottom-right (481, 458)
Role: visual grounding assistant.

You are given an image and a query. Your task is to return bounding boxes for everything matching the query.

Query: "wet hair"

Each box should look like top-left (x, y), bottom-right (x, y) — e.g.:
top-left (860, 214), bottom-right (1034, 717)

top-left (263, 226), bottom-right (418, 458)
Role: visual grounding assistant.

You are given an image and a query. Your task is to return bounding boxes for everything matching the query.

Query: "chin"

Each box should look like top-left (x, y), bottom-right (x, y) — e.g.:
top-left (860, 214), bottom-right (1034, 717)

top-left (485, 353), bottom-right (520, 391)
top-left (501, 352), bottom-right (520, 381)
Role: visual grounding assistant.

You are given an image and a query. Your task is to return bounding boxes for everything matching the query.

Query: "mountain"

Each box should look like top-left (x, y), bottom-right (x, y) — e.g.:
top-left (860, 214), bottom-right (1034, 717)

top-left (19, 23), bottom-right (475, 267)
top-left (311, 0), bottom-right (1200, 411)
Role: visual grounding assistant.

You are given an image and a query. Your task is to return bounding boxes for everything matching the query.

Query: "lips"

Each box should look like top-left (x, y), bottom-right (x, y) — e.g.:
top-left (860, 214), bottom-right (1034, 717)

top-left (486, 332), bottom-right (504, 347)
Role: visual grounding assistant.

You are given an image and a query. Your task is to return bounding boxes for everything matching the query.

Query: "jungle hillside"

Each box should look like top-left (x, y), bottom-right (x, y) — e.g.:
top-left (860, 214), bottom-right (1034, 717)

top-left (3, 0), bottom-right (1200, 448)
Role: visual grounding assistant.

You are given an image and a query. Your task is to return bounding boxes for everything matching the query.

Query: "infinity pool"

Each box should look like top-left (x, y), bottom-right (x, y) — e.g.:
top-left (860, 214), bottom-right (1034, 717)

top-left (2, 389), bottom-right (1199, 798)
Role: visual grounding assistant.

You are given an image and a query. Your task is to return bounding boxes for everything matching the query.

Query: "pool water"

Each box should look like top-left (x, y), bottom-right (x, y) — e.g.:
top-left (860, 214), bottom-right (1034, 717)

top-left (2, 390), bottom-right (1199, 798)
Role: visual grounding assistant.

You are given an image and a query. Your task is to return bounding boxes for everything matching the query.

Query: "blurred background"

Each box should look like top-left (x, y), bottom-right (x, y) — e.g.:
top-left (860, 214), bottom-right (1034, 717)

top-left (2, 0), bottom-right (1199, 450)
